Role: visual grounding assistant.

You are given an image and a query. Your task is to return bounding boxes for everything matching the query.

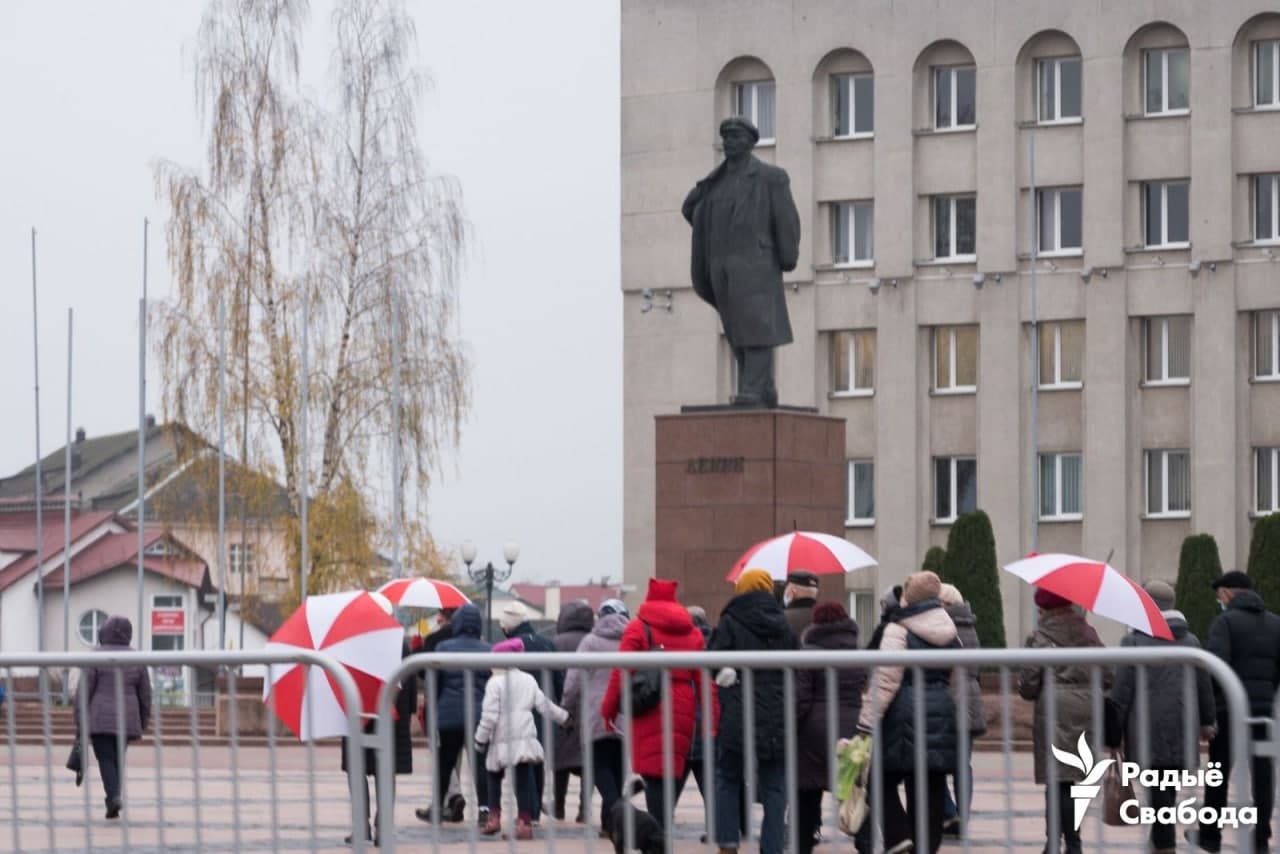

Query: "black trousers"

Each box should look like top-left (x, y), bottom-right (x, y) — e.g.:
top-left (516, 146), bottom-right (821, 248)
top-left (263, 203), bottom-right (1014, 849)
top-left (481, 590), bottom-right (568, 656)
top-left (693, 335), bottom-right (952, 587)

top-left (882, 771), bottom-right (946, 854)
top-left (89, 734), bottom-right (125, 802)
top-left (554, 767), bottom-right (585, 816)
top-left (796, 789), bottom-right (823, 854)
top-left (641, 776), bottom-right (674, 830)
top-left (1200, 722), bottom-right (1274, 846)
top-left (592, 739), bottom-right (624, 832)
top-left (732, 345), bottom-right (777, 407)
top-left (1043, 781), bottom-right (1079, 849)
top-left (436, 729), bottom-right (488, 816)
top-left (1148, 776), bottom-right (1177, 851)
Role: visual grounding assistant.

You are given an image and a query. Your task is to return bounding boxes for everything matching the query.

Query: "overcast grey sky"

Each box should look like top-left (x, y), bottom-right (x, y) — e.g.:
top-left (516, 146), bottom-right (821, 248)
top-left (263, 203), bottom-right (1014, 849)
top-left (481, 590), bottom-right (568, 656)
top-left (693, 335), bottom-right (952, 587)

top-left (0, 1), bottom-right (622, 586)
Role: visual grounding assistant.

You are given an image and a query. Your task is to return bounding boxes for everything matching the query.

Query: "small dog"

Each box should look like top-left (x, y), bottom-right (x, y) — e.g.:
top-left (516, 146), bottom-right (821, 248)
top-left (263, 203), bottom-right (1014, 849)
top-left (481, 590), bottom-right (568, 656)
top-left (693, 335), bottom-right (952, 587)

top-left (607, 778), bottom-right (665, 854)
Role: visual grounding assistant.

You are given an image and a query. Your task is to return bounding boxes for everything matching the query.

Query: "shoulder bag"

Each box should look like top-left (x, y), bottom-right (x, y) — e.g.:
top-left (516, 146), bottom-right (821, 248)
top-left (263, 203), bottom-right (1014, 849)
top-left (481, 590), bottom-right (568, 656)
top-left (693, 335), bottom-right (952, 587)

top-left (629, 620), bottom-right (664, 717)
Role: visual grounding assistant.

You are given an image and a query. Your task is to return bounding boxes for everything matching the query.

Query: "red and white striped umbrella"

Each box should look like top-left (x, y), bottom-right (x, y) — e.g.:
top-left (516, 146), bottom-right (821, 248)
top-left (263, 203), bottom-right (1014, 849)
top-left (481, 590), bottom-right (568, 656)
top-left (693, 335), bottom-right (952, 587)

top-left (1003, 553), bottom-right (1173, 640)
top-left (726, 531), bottom-right (877, 583)
top-left (262, 590), bottom-right (405, 740)
top-left (377, 577), bottom-right (471, 610)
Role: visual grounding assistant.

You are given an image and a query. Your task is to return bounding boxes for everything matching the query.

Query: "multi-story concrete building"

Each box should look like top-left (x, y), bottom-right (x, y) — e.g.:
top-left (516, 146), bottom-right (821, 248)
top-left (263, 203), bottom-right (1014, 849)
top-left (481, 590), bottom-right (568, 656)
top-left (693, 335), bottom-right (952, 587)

top-left (621, 1), bottom-right (1280, 640)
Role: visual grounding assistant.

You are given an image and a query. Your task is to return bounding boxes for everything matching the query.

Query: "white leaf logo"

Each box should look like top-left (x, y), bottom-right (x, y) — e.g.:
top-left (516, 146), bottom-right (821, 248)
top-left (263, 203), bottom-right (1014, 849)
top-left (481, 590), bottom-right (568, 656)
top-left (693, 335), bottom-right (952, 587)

top-left (1051, 742), bottom-right (1086, 774)
top-left (1052, 731), bottom-right (1114, 785)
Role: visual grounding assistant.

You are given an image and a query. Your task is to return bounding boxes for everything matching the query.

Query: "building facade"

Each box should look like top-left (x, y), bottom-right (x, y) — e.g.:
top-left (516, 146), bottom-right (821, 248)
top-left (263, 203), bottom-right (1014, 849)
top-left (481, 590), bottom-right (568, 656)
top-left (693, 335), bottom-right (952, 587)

top-left (621, 0), bottom-right (1280, 641)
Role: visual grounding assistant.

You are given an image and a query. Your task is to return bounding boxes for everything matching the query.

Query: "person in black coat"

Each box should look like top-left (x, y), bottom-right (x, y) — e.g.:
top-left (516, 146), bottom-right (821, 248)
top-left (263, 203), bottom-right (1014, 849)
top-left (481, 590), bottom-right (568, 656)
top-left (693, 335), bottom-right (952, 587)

top-left (795, 602), bottom-right (864, 854)
top-left (343, 638), bottom-right (418, 846)
top-left (708, 569), bottom-right (798, 854)
top-left (1189, 571), bottom-right (1280, 853)
top-left (551, 600), bottom-right (594, 822)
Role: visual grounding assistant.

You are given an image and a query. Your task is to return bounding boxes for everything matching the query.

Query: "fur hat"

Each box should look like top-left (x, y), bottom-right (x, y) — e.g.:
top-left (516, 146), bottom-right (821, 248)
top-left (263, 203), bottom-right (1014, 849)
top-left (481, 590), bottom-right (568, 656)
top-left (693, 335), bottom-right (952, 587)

top-left (735, 568), bottom-right (775, 595)
top-left (1034, 588), bottom-right (1073, 610)
top-left (1143, 580), bottom-right (1176, 611)
top-left (499, 602), bottom-right (528, 632)
top-left (903, 571), bottom-right (942, 605)
top-left (598, 598), bottom-right (629, 618)
top-left (812, 601), bottom-right (849, 625)
top-left (938, 583), bottom-right (964, 607)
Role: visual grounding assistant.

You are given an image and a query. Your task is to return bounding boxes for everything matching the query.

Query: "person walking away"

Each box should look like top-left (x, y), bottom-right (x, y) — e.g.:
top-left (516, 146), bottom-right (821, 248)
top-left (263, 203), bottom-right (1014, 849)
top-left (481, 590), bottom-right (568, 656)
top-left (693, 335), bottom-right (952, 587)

top-left (343, 637), bottom-right (418, 846)
top-left (563, 599), bottom-right (630, 837)
top-left (417, 603), bottom-right (492, 827)
top-left (500, 601), bottom-right (556, 821)
top-left (707, 568), bottom-right (797, 854)
top-left (73, 615), bottom-right (151, 819)
top-left (418, 607), bottom-right (466, 819)
top-left (676, 605), bottom-right (715, 841)
top-left (1018, 588), bottom-right (1107, 854)
top-left (854, 584), bottom-right (907, 853)
top-left (937, 583), bottom-right (987, 838)
top-left (476, 637), bottom-right (570, 840)
top-left (602, 578), bottom-right (713, 832)
top-left (856, 571), bottom-right (958, 854)
top-left (552, 600), bottom-right (595, 822)
top-left (795, 602), bottom-right (864, 854)
top-left (783, 571), bottom-right (821, 641)
top-left (1186, 570), bottom-right (1280, 854)
top-left (1106, 580), bottom-right (1215, 854)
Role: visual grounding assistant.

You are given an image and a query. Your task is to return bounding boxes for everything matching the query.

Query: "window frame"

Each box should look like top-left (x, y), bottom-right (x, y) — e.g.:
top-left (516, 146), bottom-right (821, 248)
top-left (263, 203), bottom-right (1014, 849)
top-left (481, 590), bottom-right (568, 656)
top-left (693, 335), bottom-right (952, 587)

top-left (933, 325), bottom-right (978, 394)
top-left (1036, 55), bottom-right (1083, 124)
top-left (78, 609), bottom-right (109, 647)
top-left (831, 72), bottom-right (874, 139)
top-left (845, 459), bottom-right (876, 526)
top-left (1036, 186), bottom-right (1084, 256)
top-left (229, 541), bottom-right (256, 576)
top-left (933, 65), bottom-right (977, 131)
top-left (933, 194), bottom-right (977, 262)
top-left (1255, 39), bottom-right (1280, 110)
top-left (1255, 310), bottom-right (1280, 380)
top-left (1144, 449), bottom-right (1191, 518)
top-left (1142, 180), bottom-right (1191, 250)
top-left (933, 456), bottom-right (977, 524)
top-left (830, 329), bottom-right (875, 397)
top-left (1039, 320), bottom-right (1084, 390)
top-left (1039, 452), bottom-right (1083, 521)
top-left (1142, 316), bottom-right (1191, 386)
top-left (1142, 46), bottom-right (1190, 117)
top-left (1256, 447), bottom-right (1280, 515)
top-left (830, 200), bottom-right (875, 267)
top-left (734, 79), bottom-right (777, 144)
top-left (152, 594), bottom-right (184, 609)
top-left (1255, 174), bottom-right (1280, 245)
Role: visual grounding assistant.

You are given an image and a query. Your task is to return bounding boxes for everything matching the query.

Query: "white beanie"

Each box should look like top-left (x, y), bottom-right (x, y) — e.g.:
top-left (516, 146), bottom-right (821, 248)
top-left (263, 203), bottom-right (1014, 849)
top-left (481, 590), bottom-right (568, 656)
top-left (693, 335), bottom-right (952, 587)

top-left (500, 602), bottom-right (528, 632)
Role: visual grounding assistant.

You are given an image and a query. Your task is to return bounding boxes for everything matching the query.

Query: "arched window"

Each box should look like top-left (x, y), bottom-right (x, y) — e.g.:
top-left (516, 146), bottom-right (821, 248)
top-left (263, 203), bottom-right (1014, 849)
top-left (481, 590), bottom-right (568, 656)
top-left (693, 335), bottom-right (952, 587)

top-left (78, 609), bottom-right (108, 646)
top-left (1123, 22), bottom-right (1190, 117)
top-left (914, 40), bottom-right (977, 131)
top-left (716, 57), bottom-right (777, 143)
top-left (1016, 30), bottom-right (1083, 125)
top-left (1233, 13), bottom-right (1280, 110)
top-left (812, 48), bottom-right (874, 139)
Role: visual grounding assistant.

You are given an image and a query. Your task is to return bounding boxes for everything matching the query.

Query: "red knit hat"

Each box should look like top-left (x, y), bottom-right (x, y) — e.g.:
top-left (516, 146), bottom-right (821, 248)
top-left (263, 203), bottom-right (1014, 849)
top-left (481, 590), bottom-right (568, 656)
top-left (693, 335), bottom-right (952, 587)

top-left (812, 601), bottom-right (848, 625)
top-left (1034, 587), bottom-right (1073, 610)
top-left (647, 577), bottom-right (679, 602)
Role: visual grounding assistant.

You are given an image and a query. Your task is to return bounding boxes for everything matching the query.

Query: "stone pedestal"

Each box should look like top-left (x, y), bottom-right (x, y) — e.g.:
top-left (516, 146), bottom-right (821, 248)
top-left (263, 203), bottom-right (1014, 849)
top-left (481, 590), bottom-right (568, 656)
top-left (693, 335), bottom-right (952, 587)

top-left (655, 409), bottom-right (847, 619)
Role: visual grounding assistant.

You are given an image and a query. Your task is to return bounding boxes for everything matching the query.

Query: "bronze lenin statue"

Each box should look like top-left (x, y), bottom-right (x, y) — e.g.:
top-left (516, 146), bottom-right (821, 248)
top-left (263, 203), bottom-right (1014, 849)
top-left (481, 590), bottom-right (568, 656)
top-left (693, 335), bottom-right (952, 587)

top-left (681, 116), bottom-right (801, 408)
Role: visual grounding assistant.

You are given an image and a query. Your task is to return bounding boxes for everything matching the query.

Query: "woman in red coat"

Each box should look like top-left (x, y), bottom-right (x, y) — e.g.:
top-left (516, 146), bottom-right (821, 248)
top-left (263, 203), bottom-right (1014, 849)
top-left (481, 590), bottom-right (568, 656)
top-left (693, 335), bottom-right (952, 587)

top-left (601, 578), bottom-right (716, 831)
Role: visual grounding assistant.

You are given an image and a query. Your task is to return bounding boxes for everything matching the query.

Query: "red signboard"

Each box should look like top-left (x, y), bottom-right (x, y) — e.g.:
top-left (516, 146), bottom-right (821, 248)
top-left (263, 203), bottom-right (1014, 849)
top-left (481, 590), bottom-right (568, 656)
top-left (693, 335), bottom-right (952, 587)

top-left (151, 609), bottom-right (185, 635)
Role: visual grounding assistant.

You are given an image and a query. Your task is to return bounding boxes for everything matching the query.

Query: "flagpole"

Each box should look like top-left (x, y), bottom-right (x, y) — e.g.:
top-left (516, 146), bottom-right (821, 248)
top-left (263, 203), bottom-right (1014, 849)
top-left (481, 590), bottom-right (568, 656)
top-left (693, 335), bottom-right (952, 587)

top-left (62, 309), bottom-right (73, 654)
top-left (137, 219), bottom-right (148, 644)
top-left (390, 290), bottom-right (401, 579)
top-left (300, 290), bottom-right (309, 600)
top-left (217, 298), bottom-right (227, 651)
top-left (32, 228), bottom-right (44, 653)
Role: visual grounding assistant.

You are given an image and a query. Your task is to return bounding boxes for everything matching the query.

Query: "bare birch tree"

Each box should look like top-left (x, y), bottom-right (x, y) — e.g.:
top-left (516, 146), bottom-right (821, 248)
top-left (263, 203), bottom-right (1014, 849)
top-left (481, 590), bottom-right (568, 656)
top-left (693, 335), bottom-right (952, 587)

top-left (155, 0), bottom-right (468, 596)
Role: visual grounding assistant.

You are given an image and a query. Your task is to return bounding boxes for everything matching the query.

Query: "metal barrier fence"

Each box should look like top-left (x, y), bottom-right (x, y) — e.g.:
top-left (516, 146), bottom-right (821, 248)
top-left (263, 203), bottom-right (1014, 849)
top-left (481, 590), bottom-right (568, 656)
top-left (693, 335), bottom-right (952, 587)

top-left (0, 645), bottom-right (1261, 853)
top-left (0, 650), bottom-right (371, 854)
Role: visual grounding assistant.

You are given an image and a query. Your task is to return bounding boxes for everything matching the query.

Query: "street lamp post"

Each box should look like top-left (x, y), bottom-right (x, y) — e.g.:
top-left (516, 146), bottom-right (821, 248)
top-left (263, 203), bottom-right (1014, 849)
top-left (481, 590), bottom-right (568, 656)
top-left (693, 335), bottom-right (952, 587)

top-left (462, 540), bottom-right (520, 641)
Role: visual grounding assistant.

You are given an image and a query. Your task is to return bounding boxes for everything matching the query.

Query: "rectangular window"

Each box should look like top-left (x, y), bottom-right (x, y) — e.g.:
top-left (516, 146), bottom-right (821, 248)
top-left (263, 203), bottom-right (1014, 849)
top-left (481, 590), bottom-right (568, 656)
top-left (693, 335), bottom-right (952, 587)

top-left (1257, 40), bottom-right (1280, 108)
top-left (1040, 453), bottom-right (1083, 520)
top-left (831, 201), bottom-right (874, 265)
top-left (1038, 320), bottom-right (1085, 388)
top-left (1146, 449), bottom-right (1191, 516)
top-left (734, 80), bottom-right (777, 141)
top-left (1143, 180), bottom-right (1190, 248)
top-left (933, 195), bottom-right (977, 260)
top-left (833, 73), bottom-right (874, 137)
top-left (831, 330), bottom-right (875, 394)
top-left (229, 542), bottom-right (256, 576)
top-left (1143, 316), bottom-right (1191, 384)
top-left (934, 456), bottom-right (977, 522)
top-left (933, 326), bottom-right (978, 393)
top-left (1257, 448), bottom-right (1280, 514)
top-left (1144, 47), bottom-right (1190, 115)
top-left (1037, 187), bottom-right (1083, 254)
top-left (846, 460), bottom-right (875, 524)
top-left (1256, 175), bottom-right (1280, 243)
top-left (152, 595), bottom-right (183, 609)
top-left (1037, 56), bottom-right (1082, 122)
top-left (934, 66), bottom-right (976, 129)
top-left (1256, 311), bottom-right (1280, 379)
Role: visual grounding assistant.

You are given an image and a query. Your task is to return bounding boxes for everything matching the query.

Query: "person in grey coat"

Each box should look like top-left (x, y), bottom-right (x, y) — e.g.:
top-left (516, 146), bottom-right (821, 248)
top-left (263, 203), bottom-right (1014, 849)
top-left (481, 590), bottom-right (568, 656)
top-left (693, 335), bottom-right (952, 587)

top-left (937, 583), bottom-right (988, 837)
top-left (561, 599), bottom-right (629, 835)
top-left (1109, 580), bottom-right (1215, 854)
top-left (552, 600), bottom-right (594, 822)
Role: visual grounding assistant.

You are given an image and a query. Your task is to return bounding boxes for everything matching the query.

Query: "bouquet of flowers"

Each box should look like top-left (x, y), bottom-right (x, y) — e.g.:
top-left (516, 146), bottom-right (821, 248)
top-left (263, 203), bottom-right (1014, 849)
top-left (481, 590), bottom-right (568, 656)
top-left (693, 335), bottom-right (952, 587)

top-left (835, 734), bottom-right (873, 834)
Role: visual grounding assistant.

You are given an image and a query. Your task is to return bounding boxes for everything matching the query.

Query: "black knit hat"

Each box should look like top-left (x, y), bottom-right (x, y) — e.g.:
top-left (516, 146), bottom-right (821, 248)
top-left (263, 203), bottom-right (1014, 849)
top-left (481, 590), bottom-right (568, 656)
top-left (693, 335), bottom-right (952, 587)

top-left (1211, 570), bottom-right (1252, 590)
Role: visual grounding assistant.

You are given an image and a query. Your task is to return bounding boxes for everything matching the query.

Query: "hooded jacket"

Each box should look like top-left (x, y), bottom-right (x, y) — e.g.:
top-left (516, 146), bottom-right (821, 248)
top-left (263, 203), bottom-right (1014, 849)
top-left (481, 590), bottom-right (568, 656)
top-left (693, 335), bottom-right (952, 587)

top-left (552, 600), bottom-right (595, 770)
top-left (433, 604), bottom-right (492, 732)
top-left (562, 612), bottom-right (629, 743)
top-left (601, 578), bottom-right (715, 778)
top-left (475, 667), bottom-right (568, 772)
top-left (795, 618), bottom-right (865, 790)
top-left (1018, 606), bottom-right (1110, 784)
top-left (1205, 589), bottom-right (1280, 716)
top-left (1110, 611), bottom-right (1216, 769)
top-left (858, 600), bottom-right (960, 773)
top-left (73, 616), bottom-right (151, 739)
top-left (708, 588), bottom-right (798, 760)
top-left (945, 602), bottom-right (988, 736)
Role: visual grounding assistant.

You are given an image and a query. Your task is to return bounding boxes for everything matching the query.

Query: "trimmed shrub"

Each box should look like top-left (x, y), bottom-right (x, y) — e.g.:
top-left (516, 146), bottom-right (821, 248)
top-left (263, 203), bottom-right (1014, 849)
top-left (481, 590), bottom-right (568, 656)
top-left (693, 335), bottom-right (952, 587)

top-left (941, 509), bottom-right (1006, 648)
top-left (921, 546), bottom-right (946, 574)
top-left (1248, 513), bottom-right (1280, 614)
top-left (1174, 534), bottom-right (1222, 644)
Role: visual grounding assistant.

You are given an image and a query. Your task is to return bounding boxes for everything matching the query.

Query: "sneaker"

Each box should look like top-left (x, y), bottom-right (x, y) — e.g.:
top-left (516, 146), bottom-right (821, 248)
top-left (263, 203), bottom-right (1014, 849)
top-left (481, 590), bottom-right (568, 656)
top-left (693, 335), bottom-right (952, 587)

top-left (1184, 829), bottom-right (1222, 853)
top-left (477, 808), bottom-right (490, 830)
top-left (941, 816), bottom-right (961, 837)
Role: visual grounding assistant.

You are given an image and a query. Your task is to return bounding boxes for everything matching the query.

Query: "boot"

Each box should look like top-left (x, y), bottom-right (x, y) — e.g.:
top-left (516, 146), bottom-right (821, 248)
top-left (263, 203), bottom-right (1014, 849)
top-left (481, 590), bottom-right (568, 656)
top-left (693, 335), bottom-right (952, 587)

top-left (105, 798), bottom-right (121, 820)
top-left (481, 808), bottom-right (502, 836)
top-left (477, 807), bottom-right (490, 830)
top-left (516, 816), bottom-right (534, 841)
top-left (446, 793), bottom-right (466, 823)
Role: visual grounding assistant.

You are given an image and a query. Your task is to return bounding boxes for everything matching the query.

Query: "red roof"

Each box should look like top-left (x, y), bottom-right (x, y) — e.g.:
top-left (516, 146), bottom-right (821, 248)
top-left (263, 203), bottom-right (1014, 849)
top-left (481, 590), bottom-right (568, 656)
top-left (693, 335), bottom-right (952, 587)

top-left (0, 511), bottom-right (119, 593)
top-left (42, 529), bottom-right (206, 589)
top-left (509, 583), bottom-right (626, 614)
